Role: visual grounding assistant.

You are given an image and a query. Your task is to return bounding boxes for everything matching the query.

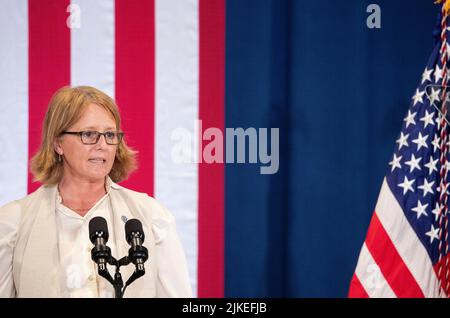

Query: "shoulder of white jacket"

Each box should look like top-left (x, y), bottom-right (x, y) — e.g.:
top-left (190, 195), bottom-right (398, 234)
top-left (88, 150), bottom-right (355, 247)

top-left (109, 181), bottom-right (174, 221)
top-left (0, 198), bottom-right (21, 213)
top-left (0, 184), bottom-right (54, 211)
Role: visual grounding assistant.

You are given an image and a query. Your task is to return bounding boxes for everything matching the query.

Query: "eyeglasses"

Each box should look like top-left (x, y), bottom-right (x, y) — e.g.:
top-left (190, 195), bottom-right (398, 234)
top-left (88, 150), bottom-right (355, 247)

top-left (61, 131), bottom-right (124, 145)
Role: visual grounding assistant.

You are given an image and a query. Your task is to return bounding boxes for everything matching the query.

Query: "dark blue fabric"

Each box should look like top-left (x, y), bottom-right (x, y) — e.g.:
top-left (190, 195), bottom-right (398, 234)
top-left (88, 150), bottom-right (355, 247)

top-left (225, 0), bottom-right (438, 297)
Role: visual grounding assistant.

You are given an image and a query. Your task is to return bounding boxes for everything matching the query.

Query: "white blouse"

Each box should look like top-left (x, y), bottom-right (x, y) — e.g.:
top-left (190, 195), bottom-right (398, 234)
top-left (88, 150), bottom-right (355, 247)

top-left (55, 189), bottom-right (114, 298)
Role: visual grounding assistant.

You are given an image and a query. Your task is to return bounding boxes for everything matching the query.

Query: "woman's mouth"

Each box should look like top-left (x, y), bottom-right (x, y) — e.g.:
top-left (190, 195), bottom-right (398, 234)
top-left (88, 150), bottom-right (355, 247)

top-left (88, 158), bottom-right (106, 163)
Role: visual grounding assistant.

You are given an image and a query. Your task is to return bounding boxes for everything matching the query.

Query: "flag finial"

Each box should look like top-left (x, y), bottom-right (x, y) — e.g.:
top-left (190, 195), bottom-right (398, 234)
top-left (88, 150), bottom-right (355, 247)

top-left (436, 0), bottom-right (450, 15)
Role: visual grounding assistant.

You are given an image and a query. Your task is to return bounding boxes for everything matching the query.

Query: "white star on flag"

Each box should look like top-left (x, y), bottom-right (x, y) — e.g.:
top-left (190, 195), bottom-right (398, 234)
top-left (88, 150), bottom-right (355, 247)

top-left (411, 200), bottom-right (429, 219)
top-left (432, 202), bottom-right (442, 222)
top-left (396, 132), bottom-right (409, 150)
top-left (412, 89), bottom-right (425, 106)
top-left (428, 87), bottom-right (441, 105)
top-left (420, 110), bottom-right (435, 128)
top-left (412, 132), bottom-right (428, 151)
top-left (424, 157), bottom-right (438, 175)
top-left (425, 224), bottom-right (440, 244)
top-left (434, 64), bottom-right (444, 83)
top-left (418, 179), bottom-right (434, 197)
top-left (398, 176), bottom-right (415, 195)
top-left (404, 110), bottom-right (417, 128)
top-left (389, 154), bottom-right (402, 172)
top-left (436, 112), bottom-right (443, 130)
top-left (422, 68), bottom-right (433, 84)
top-left (432, 134), bottom-right (440, 152)
top-left (405, 154), bottom-right (422, 173)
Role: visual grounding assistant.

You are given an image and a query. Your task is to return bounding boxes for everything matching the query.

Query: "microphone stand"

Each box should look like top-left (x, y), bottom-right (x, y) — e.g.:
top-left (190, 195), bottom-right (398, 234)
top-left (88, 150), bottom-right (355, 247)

top-left (91, 250), bottom-right (145, 298)
top-left (90, 218), bottom-right (148, 298)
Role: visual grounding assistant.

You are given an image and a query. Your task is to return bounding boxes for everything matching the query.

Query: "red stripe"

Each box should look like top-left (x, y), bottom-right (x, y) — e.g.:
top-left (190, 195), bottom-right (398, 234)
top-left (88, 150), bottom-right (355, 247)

top-left (365, 212), bottom-right (424, 297)
top-left (198, 0), bottom-right (225, 297)
top-left (28, 0), bottom-right (71, 193)
top-left (348, 274), bottom-right (369, 298)
top-left (115, 0), bottom-right (155, 196)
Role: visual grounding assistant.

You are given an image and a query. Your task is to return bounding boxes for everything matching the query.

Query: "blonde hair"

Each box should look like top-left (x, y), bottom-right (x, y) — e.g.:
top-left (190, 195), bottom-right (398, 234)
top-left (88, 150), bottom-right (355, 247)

top-left (30, 86), bottom-right (137, 185)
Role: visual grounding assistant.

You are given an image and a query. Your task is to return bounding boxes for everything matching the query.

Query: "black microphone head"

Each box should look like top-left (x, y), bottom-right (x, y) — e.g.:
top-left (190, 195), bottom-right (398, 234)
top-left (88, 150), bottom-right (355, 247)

top-left (89, 216), bottom-right (109, 243)
top-left (125, 219), bottom-right (145, 244)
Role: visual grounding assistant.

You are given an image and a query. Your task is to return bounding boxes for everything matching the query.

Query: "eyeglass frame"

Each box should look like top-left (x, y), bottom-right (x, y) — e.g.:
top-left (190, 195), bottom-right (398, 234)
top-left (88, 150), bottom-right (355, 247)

top-left (60, 130), bottom-right (124, 145)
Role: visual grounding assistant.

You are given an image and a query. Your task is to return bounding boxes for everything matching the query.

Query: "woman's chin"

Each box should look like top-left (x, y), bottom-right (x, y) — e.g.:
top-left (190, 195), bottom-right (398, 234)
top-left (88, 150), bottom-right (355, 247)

top-left (83, 169), bottom-right (111, 182)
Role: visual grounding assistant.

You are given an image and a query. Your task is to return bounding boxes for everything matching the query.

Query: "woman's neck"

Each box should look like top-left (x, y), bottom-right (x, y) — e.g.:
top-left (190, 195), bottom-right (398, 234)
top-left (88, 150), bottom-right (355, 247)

top-left (58, 176), bottom-right (107, 216)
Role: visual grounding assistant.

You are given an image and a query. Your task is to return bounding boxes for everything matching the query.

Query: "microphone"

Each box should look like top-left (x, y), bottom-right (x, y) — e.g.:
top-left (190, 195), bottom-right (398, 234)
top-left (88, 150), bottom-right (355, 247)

top-left (87, 217), bottom-right (149, 297)
top-left (125, 219), bottom-right (148, 272)
top-left (89, 216), bottom-right (112, 272)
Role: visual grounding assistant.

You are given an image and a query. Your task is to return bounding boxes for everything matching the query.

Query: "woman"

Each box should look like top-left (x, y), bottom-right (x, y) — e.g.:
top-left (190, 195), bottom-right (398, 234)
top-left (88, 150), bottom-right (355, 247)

top-left (0, 86), bottom-right (192, 297)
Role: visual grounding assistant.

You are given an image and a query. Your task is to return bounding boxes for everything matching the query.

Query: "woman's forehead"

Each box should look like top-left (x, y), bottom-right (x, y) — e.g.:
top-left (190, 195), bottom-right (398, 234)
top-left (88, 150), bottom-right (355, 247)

top-left (74, 103), bottom-right (117, 127)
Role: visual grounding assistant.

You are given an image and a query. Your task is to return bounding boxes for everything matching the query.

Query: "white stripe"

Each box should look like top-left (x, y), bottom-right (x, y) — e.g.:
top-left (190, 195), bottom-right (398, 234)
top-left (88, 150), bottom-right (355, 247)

top-left (0, 0), bottom-right (28, 206)
top-left (355, 243), bottom-right (396, 297)
top-left (376, 178), bottom-right (441, 297)
top-left (70, 0), bottom-right (115, 98)
top-left (155, 0), bottom-right (199, 296)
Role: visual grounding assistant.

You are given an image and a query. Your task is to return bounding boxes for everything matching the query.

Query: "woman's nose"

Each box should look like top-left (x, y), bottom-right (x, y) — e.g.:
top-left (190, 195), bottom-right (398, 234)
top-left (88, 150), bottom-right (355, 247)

top-left (95, 133), bottom-right (108, 148)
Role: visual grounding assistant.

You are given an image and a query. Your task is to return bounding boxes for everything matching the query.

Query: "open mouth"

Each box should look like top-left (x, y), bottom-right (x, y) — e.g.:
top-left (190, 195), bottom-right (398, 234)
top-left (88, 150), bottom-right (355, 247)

top-left (88, 158), bottom-right (106, 163)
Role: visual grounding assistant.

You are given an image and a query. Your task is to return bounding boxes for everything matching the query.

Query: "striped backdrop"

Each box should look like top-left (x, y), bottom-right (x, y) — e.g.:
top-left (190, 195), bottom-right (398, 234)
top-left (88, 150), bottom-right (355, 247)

top-left (0, 0), bottom-right (224, 298)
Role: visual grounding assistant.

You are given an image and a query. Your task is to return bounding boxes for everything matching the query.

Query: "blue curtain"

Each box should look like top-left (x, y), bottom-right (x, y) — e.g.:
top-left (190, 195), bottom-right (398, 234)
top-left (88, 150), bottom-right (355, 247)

top-left (225, 0), bottom-right (438, 297)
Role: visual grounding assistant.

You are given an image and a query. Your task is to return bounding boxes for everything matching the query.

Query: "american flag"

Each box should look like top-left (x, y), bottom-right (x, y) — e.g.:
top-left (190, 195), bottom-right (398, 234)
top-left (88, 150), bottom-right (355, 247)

top-left (349, 9), bottom-right (450, 298)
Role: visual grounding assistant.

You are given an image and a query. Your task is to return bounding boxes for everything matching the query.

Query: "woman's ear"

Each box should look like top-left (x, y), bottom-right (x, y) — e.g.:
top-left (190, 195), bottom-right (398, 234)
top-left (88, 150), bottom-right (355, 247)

top-left (54, 139), bottom-right (63, 155)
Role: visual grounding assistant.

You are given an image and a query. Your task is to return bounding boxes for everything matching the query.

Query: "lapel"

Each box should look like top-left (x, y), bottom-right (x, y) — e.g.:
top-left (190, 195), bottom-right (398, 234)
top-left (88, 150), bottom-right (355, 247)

top-left (108, 181), bottom-right (156, 297)
top-left (108, 182), bottom-right (135, 294)
top-left (19, 185), bottom-right (61, 297)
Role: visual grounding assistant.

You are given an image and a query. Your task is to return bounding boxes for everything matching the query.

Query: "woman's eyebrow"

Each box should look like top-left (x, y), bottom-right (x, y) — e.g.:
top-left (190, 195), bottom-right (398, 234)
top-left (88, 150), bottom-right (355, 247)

top-left (80, 126), bottom-right (117, 130)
